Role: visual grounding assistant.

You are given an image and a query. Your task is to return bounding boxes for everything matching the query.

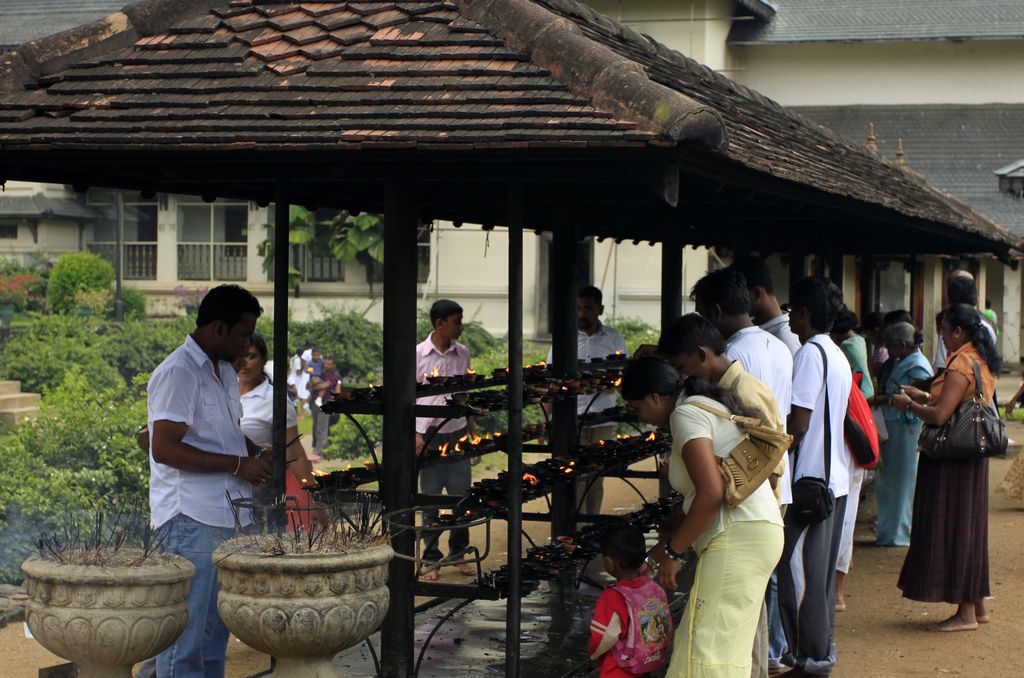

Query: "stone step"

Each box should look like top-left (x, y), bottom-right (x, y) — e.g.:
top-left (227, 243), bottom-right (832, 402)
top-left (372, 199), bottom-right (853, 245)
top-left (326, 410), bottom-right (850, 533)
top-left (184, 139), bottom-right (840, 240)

top-left (0, 381), bottom-right (21, 395)
top-left (0, 407), bottom-right (38, 426)
top-left (0, 392), bottom-right (40, 410)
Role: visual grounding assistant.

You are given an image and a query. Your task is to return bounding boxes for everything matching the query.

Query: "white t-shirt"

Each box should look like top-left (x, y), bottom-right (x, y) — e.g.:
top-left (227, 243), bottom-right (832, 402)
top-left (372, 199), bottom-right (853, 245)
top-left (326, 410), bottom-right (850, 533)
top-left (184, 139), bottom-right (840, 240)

top-left (726, 325), bottom-right (794, 505)
top-left (669, 395), bottom-right (784, 554)
top-left (790, 335), bottom-right (852, 498)
top-left (759, 313), bottom-right (802, 357)
top-left (240, 379), bottom-right (298, 448)
top-left (147, 336), bottom-right (252, 529)
top-left (546, 323), bottom-right (627, 418)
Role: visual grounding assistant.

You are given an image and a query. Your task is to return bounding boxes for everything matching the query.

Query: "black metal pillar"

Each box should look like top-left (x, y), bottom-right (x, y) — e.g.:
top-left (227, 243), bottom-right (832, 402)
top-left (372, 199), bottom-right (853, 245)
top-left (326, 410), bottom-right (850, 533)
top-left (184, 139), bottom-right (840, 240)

top-left (504, 183), bottom-right (524, 678)
top-left (660, 238), bottom-right (683, 331)
top-left (549, 204), bottom-right (578, 540)
top-left (828, 250), bottom-right (844, 288)
top-left (381, 179), bottom-right (418, 678)
top-left (113, 191), bottom-right (124, 321)
top-left (269, 182), bottom-right (289, 530)
top-left (659, 238), bottom-right (682, 498)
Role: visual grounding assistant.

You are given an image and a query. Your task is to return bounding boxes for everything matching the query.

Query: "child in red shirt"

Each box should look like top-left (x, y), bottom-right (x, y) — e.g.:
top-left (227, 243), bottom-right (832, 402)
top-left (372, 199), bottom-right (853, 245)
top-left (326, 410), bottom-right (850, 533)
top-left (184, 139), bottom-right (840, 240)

top-left (589, 525), bottom-right (672, 677)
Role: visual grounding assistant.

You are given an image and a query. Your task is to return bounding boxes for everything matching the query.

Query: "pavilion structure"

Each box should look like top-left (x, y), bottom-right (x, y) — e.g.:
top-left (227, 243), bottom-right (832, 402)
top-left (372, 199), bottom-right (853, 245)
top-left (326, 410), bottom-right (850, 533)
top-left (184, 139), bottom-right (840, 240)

top-left (1, 1), bottom-right (1020, 676)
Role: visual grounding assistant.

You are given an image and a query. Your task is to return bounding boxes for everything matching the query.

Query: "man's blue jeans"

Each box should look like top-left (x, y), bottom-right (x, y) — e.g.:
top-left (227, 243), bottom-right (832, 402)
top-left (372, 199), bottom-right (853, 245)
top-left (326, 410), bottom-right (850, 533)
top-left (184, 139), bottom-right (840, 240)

top-left (154, 513), bottom-right (236, 678)
top-left (767, 570), bottom-right (788, 669)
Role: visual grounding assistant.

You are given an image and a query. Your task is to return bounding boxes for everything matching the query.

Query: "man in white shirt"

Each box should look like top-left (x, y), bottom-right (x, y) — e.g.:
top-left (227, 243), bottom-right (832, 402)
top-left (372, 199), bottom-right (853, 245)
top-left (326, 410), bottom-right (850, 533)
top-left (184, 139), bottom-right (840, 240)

top-left (780, 276), bottom-right (852, 678)
top-left (732, 256), bottom-right (803, 356)
top-left (148, 284), bottom-right (270, 677)
top-left (546, 285), bottom-right (627, 518)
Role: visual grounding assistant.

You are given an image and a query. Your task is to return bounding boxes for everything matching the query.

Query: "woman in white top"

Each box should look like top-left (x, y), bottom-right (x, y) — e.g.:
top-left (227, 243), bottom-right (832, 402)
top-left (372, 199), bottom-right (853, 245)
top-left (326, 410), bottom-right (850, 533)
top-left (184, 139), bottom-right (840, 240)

top-left (235, 334), bottom-right (320, 519)
top-left (622, 358), bottom-right (784, 678)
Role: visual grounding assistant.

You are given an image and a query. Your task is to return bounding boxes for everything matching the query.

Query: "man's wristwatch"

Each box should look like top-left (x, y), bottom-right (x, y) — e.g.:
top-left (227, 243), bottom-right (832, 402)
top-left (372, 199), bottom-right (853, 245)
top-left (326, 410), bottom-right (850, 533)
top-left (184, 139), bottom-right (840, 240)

top-left (644, 555), bottom-right (659, 573)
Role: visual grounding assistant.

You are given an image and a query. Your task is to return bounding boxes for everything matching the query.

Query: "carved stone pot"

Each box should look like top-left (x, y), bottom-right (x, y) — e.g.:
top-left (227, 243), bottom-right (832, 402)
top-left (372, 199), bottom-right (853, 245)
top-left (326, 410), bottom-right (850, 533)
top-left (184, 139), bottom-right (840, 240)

top-left (21, 553), bottom-right (195, 678)
top-left (214, 542), bottom-right (393, 678)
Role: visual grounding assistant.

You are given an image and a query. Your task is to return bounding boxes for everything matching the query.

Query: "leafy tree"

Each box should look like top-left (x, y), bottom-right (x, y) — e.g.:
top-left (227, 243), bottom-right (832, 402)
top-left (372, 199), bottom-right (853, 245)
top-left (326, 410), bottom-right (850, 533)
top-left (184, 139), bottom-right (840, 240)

top-left (0, 314), bottom-right (122, 393)
top-left (46, 252), bottom-right (114, 314)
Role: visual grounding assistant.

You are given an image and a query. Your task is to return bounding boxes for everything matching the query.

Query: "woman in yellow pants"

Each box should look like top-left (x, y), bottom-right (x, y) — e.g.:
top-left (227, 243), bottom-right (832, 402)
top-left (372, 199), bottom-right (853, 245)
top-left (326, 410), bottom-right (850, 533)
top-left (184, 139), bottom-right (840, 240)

top-left (622, 358), bottom-right (784, 677)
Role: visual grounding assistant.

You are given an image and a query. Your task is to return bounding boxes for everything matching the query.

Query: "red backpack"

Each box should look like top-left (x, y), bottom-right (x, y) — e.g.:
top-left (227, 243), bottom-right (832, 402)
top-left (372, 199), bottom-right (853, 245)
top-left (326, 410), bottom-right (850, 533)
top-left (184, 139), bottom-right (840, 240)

top-left (846, 374), bottom-right (880, 469)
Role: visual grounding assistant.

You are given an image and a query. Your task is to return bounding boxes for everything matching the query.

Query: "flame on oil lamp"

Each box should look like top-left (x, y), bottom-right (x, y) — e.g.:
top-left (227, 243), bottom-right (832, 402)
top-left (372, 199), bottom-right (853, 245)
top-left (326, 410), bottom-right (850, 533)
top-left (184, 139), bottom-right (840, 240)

top-left (613, 377), bottom-right (622, 388)
top-left (597, 439), bottom-right (606, 446)
top-left (439, 442), bottom-right (450, 457)
top-left (345, 463), bottom-right (353, 471)
top-left (614, 350), bottom-right (623, 355)
top-left (645, 432), bottom-right (657, 442)
top-left (471, 433), bottom-right (482, 445)
top-left (494, 432), bottom-right (502, 438)
top-left (432, 366), bottom-right (440, 377)
top-left (467, 369), bottom-right (477, 376)
top-left (312, 469), bottom-right (328, 477)
top-left (564, 467), bottom-right (574, 475)
top-left (523, 472), bottom-right (539, 485)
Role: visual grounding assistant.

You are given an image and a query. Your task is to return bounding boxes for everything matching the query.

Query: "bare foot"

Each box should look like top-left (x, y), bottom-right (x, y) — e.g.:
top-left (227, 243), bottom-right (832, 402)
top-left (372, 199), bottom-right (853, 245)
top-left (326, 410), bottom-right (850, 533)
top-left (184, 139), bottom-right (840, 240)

top-left (419, 568), bottom-right (439, 581)
top-left (976, 601), bottom-right (990, 623)
top-left (835, 596), bottom-right (847, 612)
top-left (933, 615), bottom-right (978, 632)
top-left (457, 563), bottom-right (475, 576)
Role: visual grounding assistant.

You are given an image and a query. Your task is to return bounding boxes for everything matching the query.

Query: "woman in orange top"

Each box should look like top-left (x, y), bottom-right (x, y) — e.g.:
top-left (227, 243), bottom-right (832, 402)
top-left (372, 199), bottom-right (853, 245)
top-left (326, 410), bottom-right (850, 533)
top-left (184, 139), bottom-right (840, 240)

top-left (891, 303), bottom-right (999, 632)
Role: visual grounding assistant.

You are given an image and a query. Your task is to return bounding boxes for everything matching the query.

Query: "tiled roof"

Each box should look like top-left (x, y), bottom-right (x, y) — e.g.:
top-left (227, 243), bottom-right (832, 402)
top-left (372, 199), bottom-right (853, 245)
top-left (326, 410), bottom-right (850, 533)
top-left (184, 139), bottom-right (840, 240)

top-left (0, 1), bottom-right (126, 51)
top-left (730, 0), bottom-right (1024, 45)
top-left (794, 105), bottom-right (1024, 236)
top-left (0, 0), bottom-right (710, 150)
top-left (0, 0), bottom-right (1018, 253)
top-left (0, 192), bottom-right (101, 220)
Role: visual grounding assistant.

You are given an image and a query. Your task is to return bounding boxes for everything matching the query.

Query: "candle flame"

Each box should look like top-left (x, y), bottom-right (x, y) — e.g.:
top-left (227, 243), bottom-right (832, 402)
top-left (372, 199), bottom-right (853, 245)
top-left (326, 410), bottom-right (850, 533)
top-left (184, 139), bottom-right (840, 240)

top-left (471, 433), bottom-right (482, 445)
top-left (432, 366), bottom-right (440, 377)
top-left (439, 442), bottom-right (449, 457)
top-left (345, 463), bottom-right (352, 471)
top-left (467, 369), bottom-right (477, 375)
top-left (363, 459), bottom-right (373, 466)
top-left (598, 439), bottom-right (606, 446)
top-left (613, 377), bottom-right (622, 388)
top-left (523, 472), bottom-right (539, 485)
top-left (312, 469), bottom-right (328, 476)
top-left (564, 468), bottom-right (574, 474)
top-left (645, 432), bottom-right (656, 442)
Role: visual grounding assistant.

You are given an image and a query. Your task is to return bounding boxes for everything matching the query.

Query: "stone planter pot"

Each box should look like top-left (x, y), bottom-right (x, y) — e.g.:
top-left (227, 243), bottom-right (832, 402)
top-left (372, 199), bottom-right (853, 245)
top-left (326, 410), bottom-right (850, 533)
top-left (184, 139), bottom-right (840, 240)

top-left (21, 554), bottom-right (195, 678)
top-left (214, 542), bottom-right (393, 678)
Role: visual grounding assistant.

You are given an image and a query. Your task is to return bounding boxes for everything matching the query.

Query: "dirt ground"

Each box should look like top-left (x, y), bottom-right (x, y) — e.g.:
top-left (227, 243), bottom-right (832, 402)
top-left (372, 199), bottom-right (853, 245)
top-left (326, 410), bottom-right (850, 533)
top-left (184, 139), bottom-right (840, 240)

top-left (3, 446), bottom-right (1022, 678)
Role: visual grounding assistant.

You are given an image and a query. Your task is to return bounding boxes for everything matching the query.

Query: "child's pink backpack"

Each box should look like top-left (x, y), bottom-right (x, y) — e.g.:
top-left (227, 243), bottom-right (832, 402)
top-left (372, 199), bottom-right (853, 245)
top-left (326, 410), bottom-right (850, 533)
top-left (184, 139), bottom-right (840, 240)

top-left (608, 578), bottom-right (672, 674)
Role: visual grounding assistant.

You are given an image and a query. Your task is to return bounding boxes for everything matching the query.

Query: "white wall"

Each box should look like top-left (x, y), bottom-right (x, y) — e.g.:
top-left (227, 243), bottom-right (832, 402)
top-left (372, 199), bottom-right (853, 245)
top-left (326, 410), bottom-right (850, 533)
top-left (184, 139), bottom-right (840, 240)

top-left (732, 40), bottom-right (1024, 106)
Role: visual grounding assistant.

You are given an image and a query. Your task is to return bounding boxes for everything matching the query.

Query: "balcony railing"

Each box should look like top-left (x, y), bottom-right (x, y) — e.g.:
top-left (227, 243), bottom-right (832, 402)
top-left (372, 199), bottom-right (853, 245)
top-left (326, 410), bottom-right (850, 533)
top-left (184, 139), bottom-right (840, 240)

top-left (178, 243), bottom-right (247, 281)
top-left (87, 242), bottom-right (157, 280)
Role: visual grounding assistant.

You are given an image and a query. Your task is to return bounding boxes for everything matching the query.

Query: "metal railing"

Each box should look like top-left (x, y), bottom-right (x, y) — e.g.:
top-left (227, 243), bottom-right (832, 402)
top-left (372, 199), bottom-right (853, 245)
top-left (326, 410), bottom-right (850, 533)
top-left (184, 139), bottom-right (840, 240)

top-left (86, 242), bottom-right (157, 280)
top-left (177, 242), bottom-right (247, 281)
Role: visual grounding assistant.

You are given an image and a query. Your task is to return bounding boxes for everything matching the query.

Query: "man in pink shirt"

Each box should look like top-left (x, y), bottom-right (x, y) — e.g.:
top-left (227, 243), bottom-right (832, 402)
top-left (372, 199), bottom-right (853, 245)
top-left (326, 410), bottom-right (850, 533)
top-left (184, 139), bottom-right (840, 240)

top-left (416, 299), bottom-right (475, 579)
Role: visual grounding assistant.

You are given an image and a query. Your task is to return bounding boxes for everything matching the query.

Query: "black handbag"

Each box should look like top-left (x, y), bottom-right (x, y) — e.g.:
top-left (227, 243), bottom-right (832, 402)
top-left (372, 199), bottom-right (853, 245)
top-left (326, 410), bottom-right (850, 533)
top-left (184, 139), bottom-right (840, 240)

top-left (920, 359), bottom-right (1007, 460)
top-left (791, 343), bottom-right (837, 526)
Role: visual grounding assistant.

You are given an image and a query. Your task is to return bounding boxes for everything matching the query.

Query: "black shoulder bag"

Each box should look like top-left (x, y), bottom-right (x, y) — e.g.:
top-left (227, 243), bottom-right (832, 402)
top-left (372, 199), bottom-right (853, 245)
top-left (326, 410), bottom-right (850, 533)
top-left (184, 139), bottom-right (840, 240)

top-left (920, 359), bottom-right (1008, 460)
top-left (791, 343), bottom-right (836, 526)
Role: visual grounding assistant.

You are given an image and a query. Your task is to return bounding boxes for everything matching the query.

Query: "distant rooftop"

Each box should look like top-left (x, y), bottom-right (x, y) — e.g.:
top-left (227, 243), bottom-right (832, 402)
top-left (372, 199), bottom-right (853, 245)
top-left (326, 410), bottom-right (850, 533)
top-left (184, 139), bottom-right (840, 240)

top-left (795, 105), bottom-right (1024, 236)
top-left (0, 1), bottom-right (125, 51)
top-left (729, 0), bottom-right (1024, 45)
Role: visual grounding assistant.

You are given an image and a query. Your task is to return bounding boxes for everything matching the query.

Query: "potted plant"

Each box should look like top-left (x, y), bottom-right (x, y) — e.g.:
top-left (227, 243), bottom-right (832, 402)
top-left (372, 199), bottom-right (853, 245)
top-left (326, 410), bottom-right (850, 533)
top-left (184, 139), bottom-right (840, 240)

top-left (173, 285), bottom-right (208, 315)
top-left (21, 507), bottom-right (195, 678)
top-left (214, 497), bottom-right (392, 678)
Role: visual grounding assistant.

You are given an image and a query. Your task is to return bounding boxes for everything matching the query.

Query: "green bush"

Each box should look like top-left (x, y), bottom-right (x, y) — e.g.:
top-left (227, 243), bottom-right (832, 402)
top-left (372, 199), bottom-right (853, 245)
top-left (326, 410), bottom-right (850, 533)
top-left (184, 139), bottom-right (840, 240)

top-left (0, 314), bottom-right (122, 393)
top-left (0, 315), bottom-right (189, 393)
top-left (118, 286), bottom-right (148, 320)
top-left (283, 308), bottom-right (384, 383)
top-left (607, 316), bottom-right (659, 354)
top-left (47, 252), bottom-right (114, 314)
top-left (0, 370), bottom-right (148, 582)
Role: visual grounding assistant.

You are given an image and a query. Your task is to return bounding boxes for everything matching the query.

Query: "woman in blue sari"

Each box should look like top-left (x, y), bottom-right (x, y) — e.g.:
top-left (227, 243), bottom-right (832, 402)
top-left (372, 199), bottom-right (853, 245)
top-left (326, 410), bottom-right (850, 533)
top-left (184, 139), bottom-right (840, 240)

top-left (871, 321), bottom-right (933, 546)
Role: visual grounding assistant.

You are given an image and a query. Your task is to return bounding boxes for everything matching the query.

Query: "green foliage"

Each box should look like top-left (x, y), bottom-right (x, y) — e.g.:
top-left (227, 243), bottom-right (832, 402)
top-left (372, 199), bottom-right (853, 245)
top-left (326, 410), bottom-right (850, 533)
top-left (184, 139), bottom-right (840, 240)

top-left (47, 252), bottom-right (115, 314)
top-left (415, 311), bottom-right (501, 357)
top-left (285, 307), bottom-right (384, 383)
top-left (607, 316), bottom-right (659, 354)
top-left (331, 213), bottom-right (383, 264)
top-left (0, 371), bottom-right (149, 582)
top-left (118, 287), bottom-right (148, 320)
top-left (0, 314), bottom-right (190, 393)
top-left (0, 314), bottom-right (122, 393)
top-left (96, 317), bottom-right (194, 383)
top-left (321, 415), bottom-right (383, 461)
